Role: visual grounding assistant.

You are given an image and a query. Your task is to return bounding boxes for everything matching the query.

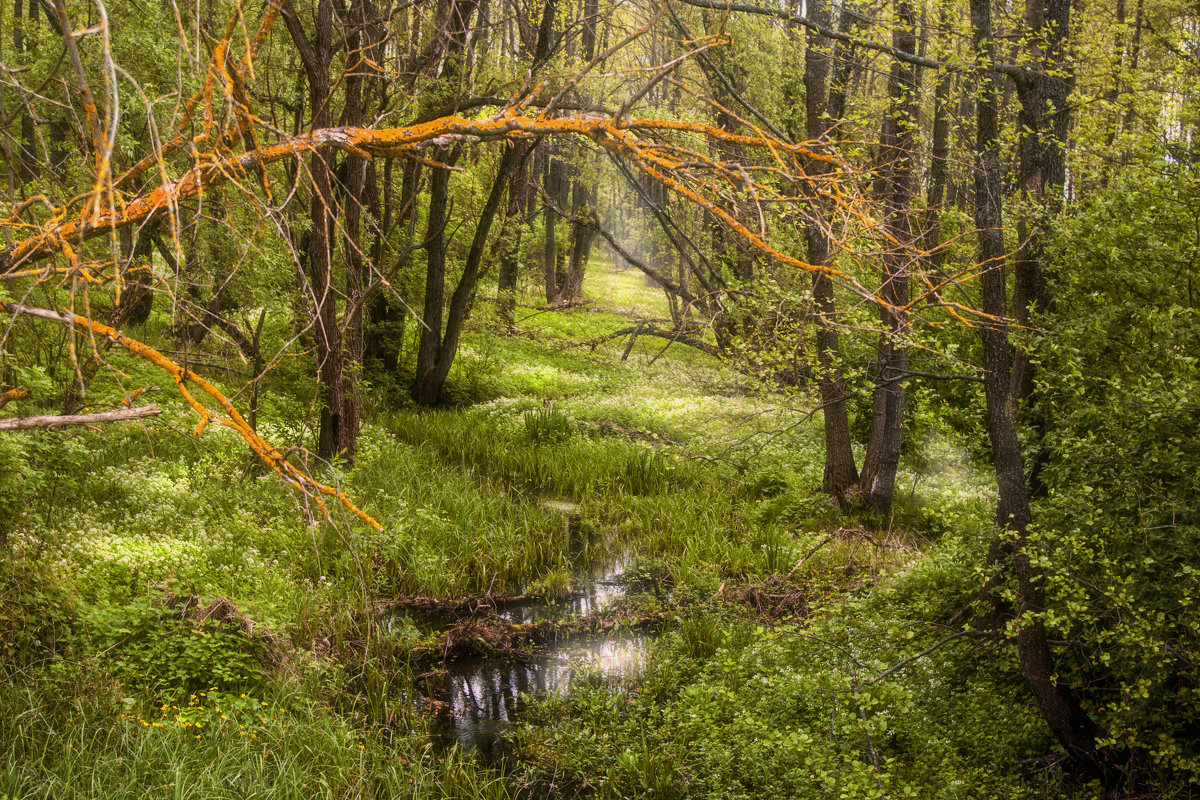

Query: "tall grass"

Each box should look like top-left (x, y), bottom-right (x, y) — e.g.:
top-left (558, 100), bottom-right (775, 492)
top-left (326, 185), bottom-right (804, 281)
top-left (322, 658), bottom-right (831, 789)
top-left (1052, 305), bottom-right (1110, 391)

top-left (0, 680), bottom-right (509, 800)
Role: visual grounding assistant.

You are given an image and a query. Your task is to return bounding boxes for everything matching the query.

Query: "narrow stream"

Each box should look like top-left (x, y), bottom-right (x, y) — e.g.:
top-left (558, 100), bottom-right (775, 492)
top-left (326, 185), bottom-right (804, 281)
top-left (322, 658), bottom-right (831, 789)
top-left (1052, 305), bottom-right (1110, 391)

top-left (422, 635), bottom-right (649, 759)
top-left (405, 499), bottom-right (653, 758)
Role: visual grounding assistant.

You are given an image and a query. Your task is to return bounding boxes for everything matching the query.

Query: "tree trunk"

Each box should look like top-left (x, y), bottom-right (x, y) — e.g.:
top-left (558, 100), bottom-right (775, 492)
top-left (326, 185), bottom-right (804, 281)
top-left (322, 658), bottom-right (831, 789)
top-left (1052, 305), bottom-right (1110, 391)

top-left (922, 10), bottom-right (953, 274)
top-left (414, 141), bottom-right (527, 403)
top-left (413, 151), bottom-right (456, 405)
top-left (858, 0), bottom-right (916, 513)
top-left (543, 154), bottom-right (568, 302)
top-left (970, 0), bottom-right (1103, 775)
top-left (282, 0), bottom-right (346, 461)
top-left (497, 147), bottom-right (527, 328)
top-left (560, 0), bottom-right (599, 302)
top-left (1011, 0), bottom-right (1074, 495)
top-left (563, 178), bottom-right (596, 300)
top-left (804, 0), bottom-right (858, 498)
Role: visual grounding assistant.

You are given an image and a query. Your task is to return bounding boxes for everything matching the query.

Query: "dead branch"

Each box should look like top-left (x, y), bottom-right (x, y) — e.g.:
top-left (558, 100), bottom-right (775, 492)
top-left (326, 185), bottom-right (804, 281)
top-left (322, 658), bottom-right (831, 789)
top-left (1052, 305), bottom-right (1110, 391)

top-left (0, 405), bottom-right (162, 431)
top-left (0, 300), bottom-right (383, 531)
top-left (585, 322), bottom-right (720, 357)
top-left (0, 388), bottom-right (29, 410)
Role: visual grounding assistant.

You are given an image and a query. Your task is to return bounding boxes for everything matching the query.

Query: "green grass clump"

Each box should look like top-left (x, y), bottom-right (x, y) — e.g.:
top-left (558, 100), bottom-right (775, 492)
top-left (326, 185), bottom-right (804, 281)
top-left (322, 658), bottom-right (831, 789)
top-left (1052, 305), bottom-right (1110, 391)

top-left (523, 406), bottom-right (576, 444)
top-left (0, 675), bottom-right (509, 800)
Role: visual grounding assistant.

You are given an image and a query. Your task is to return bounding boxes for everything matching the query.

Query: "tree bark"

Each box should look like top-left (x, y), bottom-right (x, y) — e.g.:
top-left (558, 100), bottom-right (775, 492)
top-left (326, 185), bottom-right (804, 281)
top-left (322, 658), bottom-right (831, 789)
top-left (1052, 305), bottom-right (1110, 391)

top-left (0, 405), bottom-right (163, 431)
top-left (282, 0), bottom-right (344, 461)
top-left (858, 0), bottom-right (916, 513)
top-left (1011, 0), bottom-right (1074, 495)
top-left (413, 141), bottom-right (528, 403)
top-left (543, 154), bottom-right (569, 302)
top-left (804, 0), bottom-right (858, 498)
top-left (563, 178), bottom-right (597, 300)
top-left (332, 0), bottom-right (381, 459)
top-left (414, 151), bottom-right (456, 404)
top-left (922, 8), bottom-right (953, 274)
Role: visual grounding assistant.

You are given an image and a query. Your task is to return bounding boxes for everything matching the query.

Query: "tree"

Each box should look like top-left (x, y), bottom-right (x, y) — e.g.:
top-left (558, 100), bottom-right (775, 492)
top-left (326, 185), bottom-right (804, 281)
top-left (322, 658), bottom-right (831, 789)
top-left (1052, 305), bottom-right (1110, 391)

top-left (969, 0), bottom-right (1103, 774)
top-left (1, 0), bottom-right (890, 529)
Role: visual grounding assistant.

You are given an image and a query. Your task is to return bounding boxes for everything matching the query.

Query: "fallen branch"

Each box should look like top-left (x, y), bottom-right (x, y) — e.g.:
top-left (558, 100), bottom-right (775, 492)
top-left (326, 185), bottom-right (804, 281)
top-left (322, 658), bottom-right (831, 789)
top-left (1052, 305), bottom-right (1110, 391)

top-left (586, 322), bottom-right (721, 358)
top-left (0, 405), bottom-right (162, 431)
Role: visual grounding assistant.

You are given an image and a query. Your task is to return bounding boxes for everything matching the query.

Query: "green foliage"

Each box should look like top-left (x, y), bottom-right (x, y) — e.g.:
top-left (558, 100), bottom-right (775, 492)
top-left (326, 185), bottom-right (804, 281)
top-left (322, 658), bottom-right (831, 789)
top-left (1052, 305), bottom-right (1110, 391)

top-left (0, 555), bottom-right (76, 677)
top-left (84, 603), bottom-right (264, 694)
top-left (523, 406), bottom-right (576, 444)
top-left (0, 673), bottom-right (510, 800)
top-left (1033, 162), bottom-right (1200, 788)
top-left (515, 556), bottom-right (1057, 799)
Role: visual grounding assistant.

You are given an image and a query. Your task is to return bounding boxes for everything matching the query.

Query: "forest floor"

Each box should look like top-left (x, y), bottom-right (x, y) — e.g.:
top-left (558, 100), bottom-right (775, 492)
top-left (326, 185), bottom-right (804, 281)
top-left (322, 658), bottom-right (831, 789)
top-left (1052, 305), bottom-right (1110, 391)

top-left (0, 259), bottom-right (1082, 798)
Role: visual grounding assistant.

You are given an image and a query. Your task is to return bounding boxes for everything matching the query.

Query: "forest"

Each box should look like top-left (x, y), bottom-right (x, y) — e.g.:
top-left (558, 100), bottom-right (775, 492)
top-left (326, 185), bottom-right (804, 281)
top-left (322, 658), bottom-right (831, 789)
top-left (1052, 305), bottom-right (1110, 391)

top-left (0, 0), bottom-right (1198, 796)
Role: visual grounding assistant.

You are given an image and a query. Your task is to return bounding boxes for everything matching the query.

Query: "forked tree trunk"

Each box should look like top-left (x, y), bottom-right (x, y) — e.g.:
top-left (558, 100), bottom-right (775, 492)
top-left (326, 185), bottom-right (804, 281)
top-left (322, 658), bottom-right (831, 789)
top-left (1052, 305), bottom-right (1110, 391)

top-left (543, 154), bottom-right (569, 302)
top-left (282, 0), bottom-right (347, 461)
top-left (560, 0), bottom-right (599, 302)
top-left (922, 9), bottom-right (953, 274)
top-left (497, 149), bottom-right (527, 328)
top-left (563, 178), bottom-right (596, 300)
top-left (414, 151), bottom-right (456, 405)
top-left (333, 0), bottom-right (381, 459)
top-left (804, 0), bottom-right (858, 498)
top-left (413, 142), bottom-right (527, 403)
top-left (1011, 0), bottom-right (1074, 496)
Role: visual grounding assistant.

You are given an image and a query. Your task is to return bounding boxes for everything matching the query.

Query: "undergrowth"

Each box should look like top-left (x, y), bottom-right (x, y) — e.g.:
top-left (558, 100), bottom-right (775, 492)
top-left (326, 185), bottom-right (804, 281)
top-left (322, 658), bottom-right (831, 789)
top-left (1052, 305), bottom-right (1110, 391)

top-left (0, 260), bottom-right (1064, 799)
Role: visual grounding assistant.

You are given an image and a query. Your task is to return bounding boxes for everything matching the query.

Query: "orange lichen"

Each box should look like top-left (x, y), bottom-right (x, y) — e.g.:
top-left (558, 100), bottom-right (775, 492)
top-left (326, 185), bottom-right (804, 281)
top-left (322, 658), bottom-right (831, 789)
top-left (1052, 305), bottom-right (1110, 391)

top-left (0, 300), bottom-right (383, 532)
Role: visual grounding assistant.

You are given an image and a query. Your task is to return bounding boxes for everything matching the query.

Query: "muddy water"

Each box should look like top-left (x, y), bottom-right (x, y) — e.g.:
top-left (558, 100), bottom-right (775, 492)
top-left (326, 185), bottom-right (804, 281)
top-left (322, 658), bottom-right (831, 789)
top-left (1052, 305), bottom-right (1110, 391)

top-left (413, 498), bottom-right (651, 757)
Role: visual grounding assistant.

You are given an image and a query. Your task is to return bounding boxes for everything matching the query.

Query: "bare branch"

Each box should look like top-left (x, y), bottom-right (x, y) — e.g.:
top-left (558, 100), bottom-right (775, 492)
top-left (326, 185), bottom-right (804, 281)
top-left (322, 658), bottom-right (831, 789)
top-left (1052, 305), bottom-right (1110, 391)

top-left (0, 405), bottom-right (162, 431)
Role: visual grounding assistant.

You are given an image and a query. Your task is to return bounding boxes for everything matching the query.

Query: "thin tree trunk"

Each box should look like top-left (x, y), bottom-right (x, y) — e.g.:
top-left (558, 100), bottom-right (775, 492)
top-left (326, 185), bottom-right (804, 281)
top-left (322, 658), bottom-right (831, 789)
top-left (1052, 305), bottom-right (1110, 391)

top-left (805, 0), bottom-right (858, 497)
top-left (543, 154), bottom-right (568, 302)
top-left (561, 0), bottom-right (599, 301)
top-left (413, 152), bottom-right (455, 404)
top-left (971, 0), bottom-right (1103, 774)
top-left (922, 9), bottom-right (953, 273)
top-left (858, 0), bottom-right (916, 513)
top-left (1010, 0), bottom-right (1073, 496)
top-left (564, 178), bottom-right (596, 299)
top-left (497, 146), bottom-right (527, 328)
top-left (282, 0), bottom-right (344, 460)
top-left (334, 0), bottom-right (378, 459)
top-left (415, 142), bottom-right (527, 402)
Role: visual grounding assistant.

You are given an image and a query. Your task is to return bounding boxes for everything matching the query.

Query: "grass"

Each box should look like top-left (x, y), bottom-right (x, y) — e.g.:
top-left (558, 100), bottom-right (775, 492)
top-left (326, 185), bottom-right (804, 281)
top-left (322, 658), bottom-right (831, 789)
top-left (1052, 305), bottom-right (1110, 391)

top-left (0, 255), bottom-right (1036, 798)
top-left (0, 678), bottom-right (510, 800)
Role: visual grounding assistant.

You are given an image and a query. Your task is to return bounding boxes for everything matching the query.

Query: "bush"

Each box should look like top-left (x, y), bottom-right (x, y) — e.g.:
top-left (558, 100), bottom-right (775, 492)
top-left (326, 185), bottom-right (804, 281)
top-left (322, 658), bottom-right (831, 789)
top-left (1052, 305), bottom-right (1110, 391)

top-left (85, 603), bottom-right (266, 694)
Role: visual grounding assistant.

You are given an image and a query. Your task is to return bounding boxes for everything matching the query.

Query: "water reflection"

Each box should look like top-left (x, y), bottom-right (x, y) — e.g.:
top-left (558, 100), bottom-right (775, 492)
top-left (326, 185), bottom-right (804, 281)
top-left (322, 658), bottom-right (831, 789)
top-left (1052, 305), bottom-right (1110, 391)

top-left (424, 635), bottom-right (648, 757)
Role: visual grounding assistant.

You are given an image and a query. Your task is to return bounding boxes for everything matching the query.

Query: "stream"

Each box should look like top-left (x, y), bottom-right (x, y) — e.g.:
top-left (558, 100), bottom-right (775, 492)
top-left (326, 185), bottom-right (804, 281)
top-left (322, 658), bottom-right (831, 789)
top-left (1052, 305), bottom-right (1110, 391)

top-left (401, 499), bottom-right (654, 758)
